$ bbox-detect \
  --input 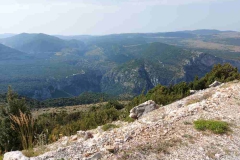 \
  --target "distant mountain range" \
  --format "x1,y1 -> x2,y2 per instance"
0,33 -> 85,55
0,43 -> 31,60
0,33 -> 16,39
0,29 -> 240,100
